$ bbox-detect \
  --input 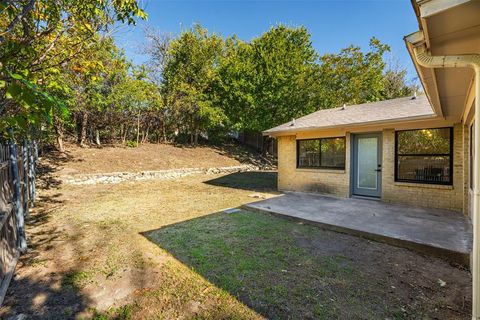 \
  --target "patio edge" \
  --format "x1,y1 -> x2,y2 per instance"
241,204 -> 470,268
